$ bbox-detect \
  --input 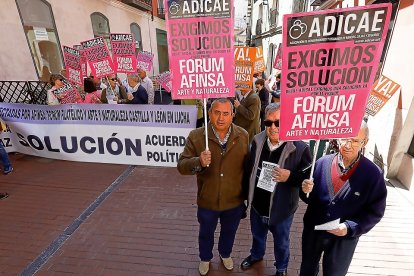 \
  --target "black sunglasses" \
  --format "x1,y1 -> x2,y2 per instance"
110,78 -> 117,81
264,120 -> 280,127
